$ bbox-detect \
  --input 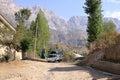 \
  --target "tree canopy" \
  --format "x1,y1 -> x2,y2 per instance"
103,20 -> 116,33
84,0 -> 103,44
15,9 -> 31,25
32,9 -> 50,53
14,9 -> 31,46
